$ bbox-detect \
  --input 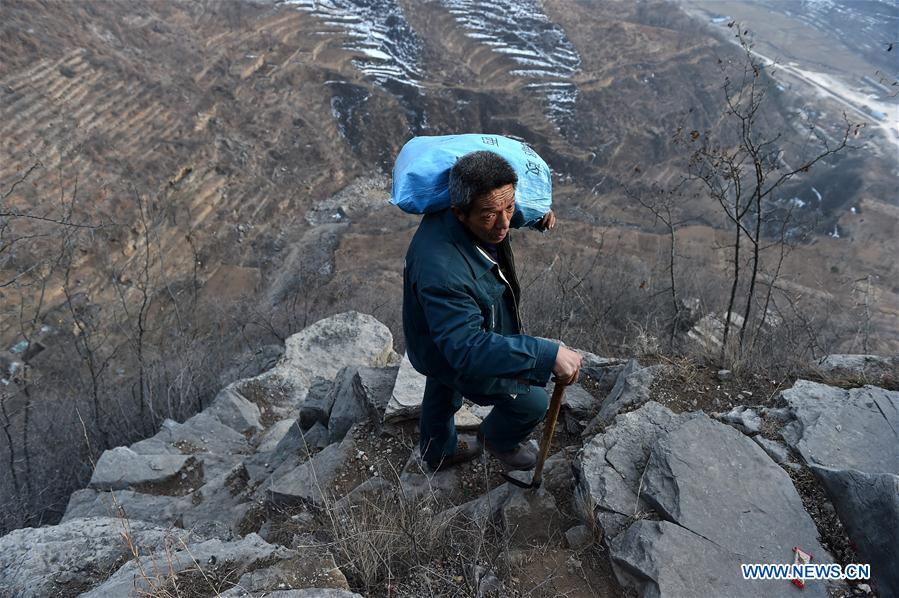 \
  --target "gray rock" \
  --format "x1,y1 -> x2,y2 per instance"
470,404 -> 493,420
781,380 -> 899,595
500,450 -> 573,495
257,419 -> 300,453
563,409 -> 582,434
66,464 -> 253,537
639,416 -> 829,569
298,377 -> 335,430
686,311 -> 746,354
714,405 -> 762,435
580,353 -> 629,394
327,366 -> 399,442
578,401 -> 700,538
717,368 -> 733,381
256,311 -> 398,405
249,420 -> 333,488
267,420 -> 329,464
81,533 -> 290,597
328,367 -> 367,443
63,488 -> 189,527
88,447 -> 196,491
564,525 -> 592,550
182,463 -> 253,533
816,354 -> 898,383
399,450 -> 461,503
609,520 -> 830,598
131,411 -> 247,457
676,296 -> 703,330
583,404 -> 838,597
437,483 -> 514,529
130,411 -> 249,480
218,343 -> 284,386
780,381 -> 899,473
384,352 -> 426,422
379,354 -> 477,428
501,486 -> 562,546
540,450 -> 575,495
561,383 -> 598,420
355,365 -> 399,418
268,436 -> 355,506
585,360 -> 665,433
761,406 -> 792,425
219,550 -> 350,595
302,420 -> 331,450
208,383 -> 263,434
0,517 -> 193,598
753,436 -> 792,465
811,466 -> 899,596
